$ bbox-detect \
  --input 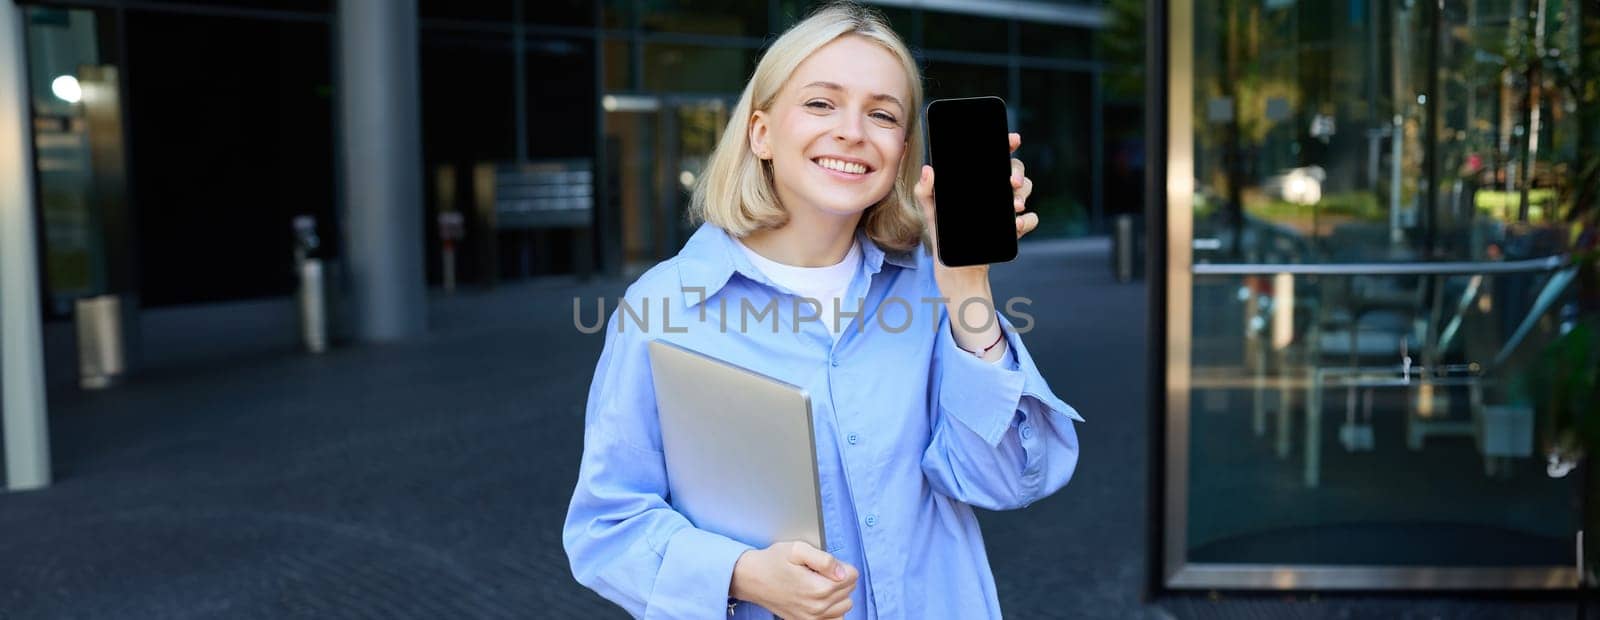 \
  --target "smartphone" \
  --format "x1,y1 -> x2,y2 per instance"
924,96 -> 1018,267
